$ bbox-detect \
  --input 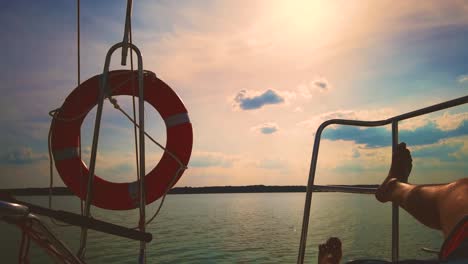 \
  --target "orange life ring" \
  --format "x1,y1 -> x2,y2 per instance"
51,70 -> 193,210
